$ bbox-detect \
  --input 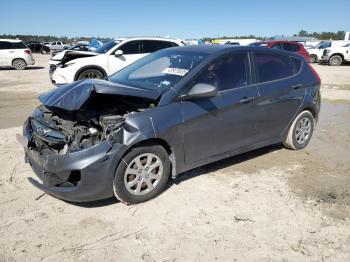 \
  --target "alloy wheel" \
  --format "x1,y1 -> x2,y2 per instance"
295,117 -> 311,145
124,153 -> 164,196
